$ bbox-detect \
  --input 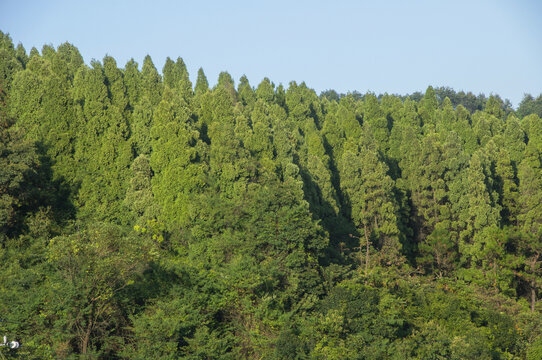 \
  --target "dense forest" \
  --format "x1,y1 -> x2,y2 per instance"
1,31 -> 542,359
